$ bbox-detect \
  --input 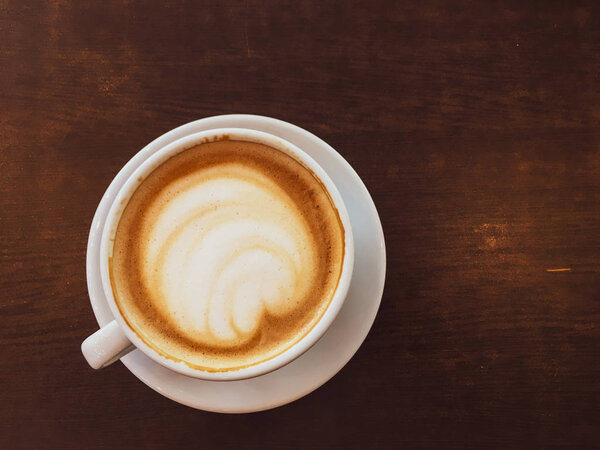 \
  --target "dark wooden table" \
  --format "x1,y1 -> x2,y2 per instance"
2,1 -> 599,448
